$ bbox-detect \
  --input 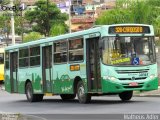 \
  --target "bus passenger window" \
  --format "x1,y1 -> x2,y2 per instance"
0,53 -> 4,64
54,41 -> 67,64
19,48 -> 29,67
5,52 -> 9,69
30,46 -> 40,66
69,38 -> 83,62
